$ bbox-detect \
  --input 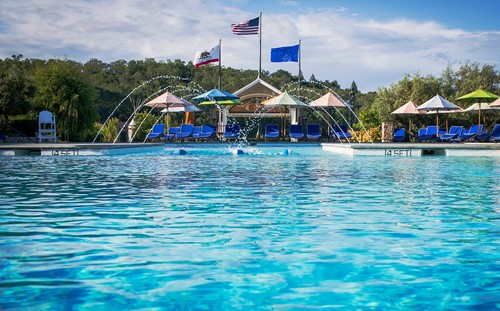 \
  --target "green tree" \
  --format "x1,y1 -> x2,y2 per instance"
34,59 -> 97,141
269,69 -> 293,89
440,65 -> 456,98
454,61 -> 499,96
99,117 -> 119,142
0,55 -> 33,127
